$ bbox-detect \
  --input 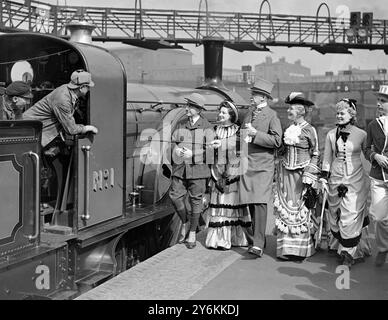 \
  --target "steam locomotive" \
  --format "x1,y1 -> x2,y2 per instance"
0,32 -> 249,299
